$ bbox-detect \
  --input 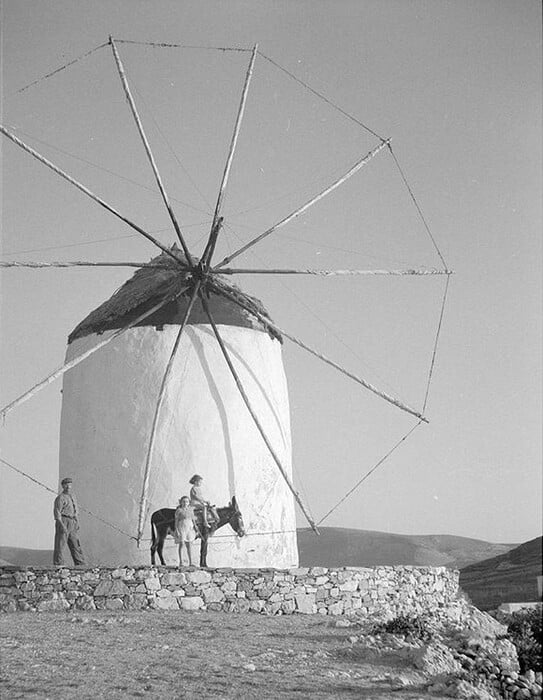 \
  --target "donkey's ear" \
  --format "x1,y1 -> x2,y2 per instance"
231,495 -> 237,506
